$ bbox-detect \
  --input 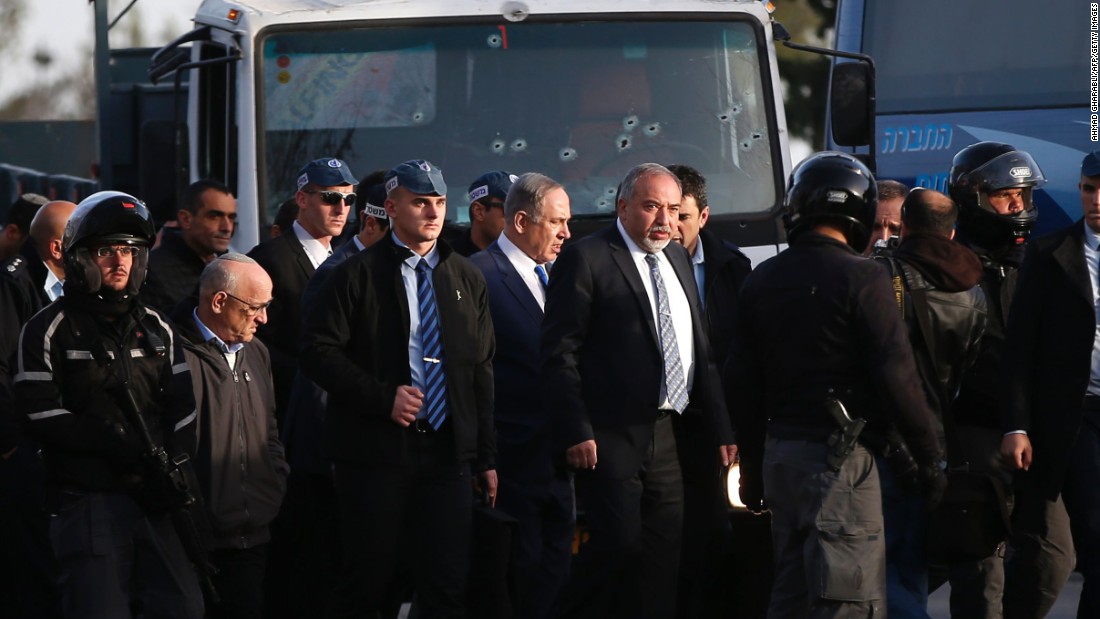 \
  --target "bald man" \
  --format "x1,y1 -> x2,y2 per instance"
171,254 -> 288,619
